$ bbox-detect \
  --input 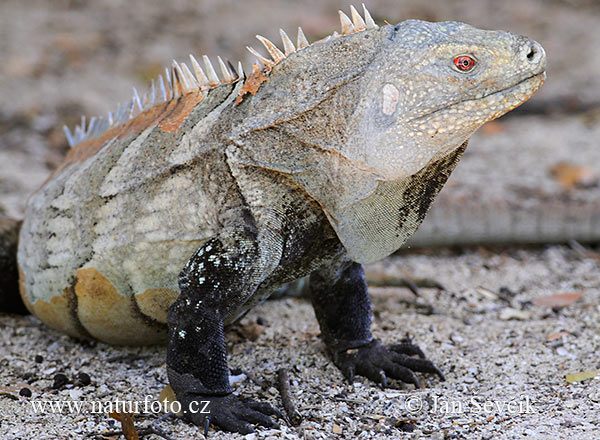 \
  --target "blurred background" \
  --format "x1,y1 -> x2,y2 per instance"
0,0 -> 599,245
